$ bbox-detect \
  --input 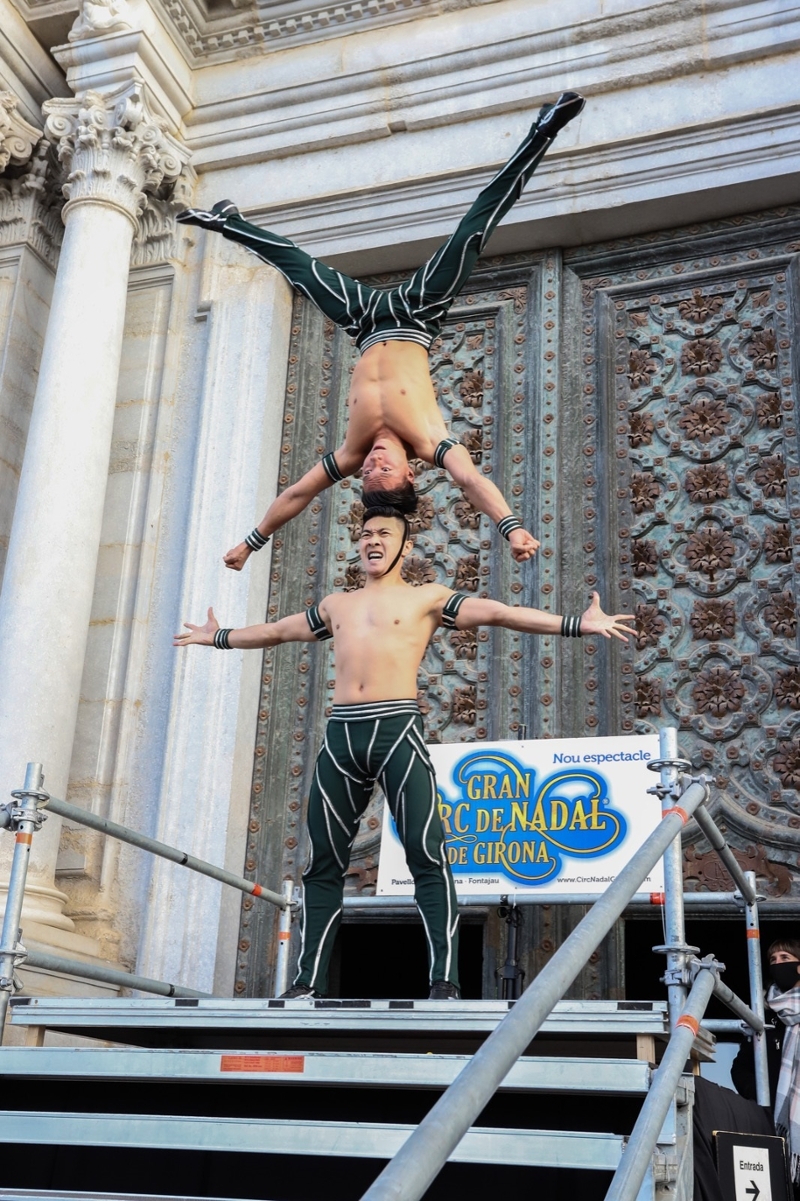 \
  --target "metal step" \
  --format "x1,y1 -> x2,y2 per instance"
0,1194 -> 271,1201
0,1109 -> 627,1171
8,996 -> 668,1052
0,1047 -> 652,1093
